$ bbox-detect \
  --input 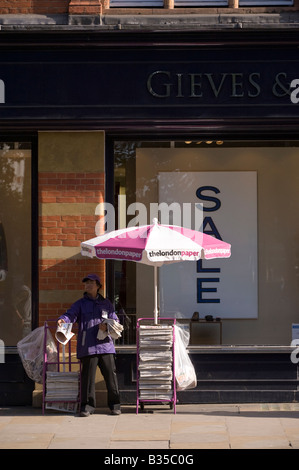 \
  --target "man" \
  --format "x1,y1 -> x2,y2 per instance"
57,273 -> 121,417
